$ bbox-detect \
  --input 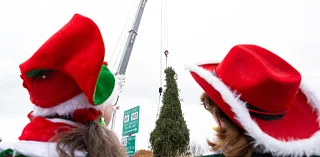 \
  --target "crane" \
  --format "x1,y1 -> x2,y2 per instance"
110,0 -> 148,131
